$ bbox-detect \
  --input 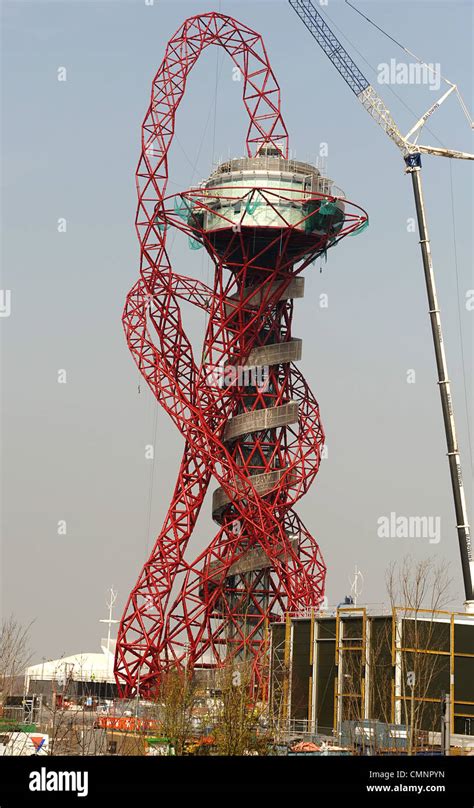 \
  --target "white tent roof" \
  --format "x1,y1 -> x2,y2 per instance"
25,640 -> 116,685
